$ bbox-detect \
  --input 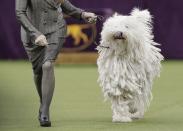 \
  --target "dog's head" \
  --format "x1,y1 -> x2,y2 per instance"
101,8 -> 153,53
